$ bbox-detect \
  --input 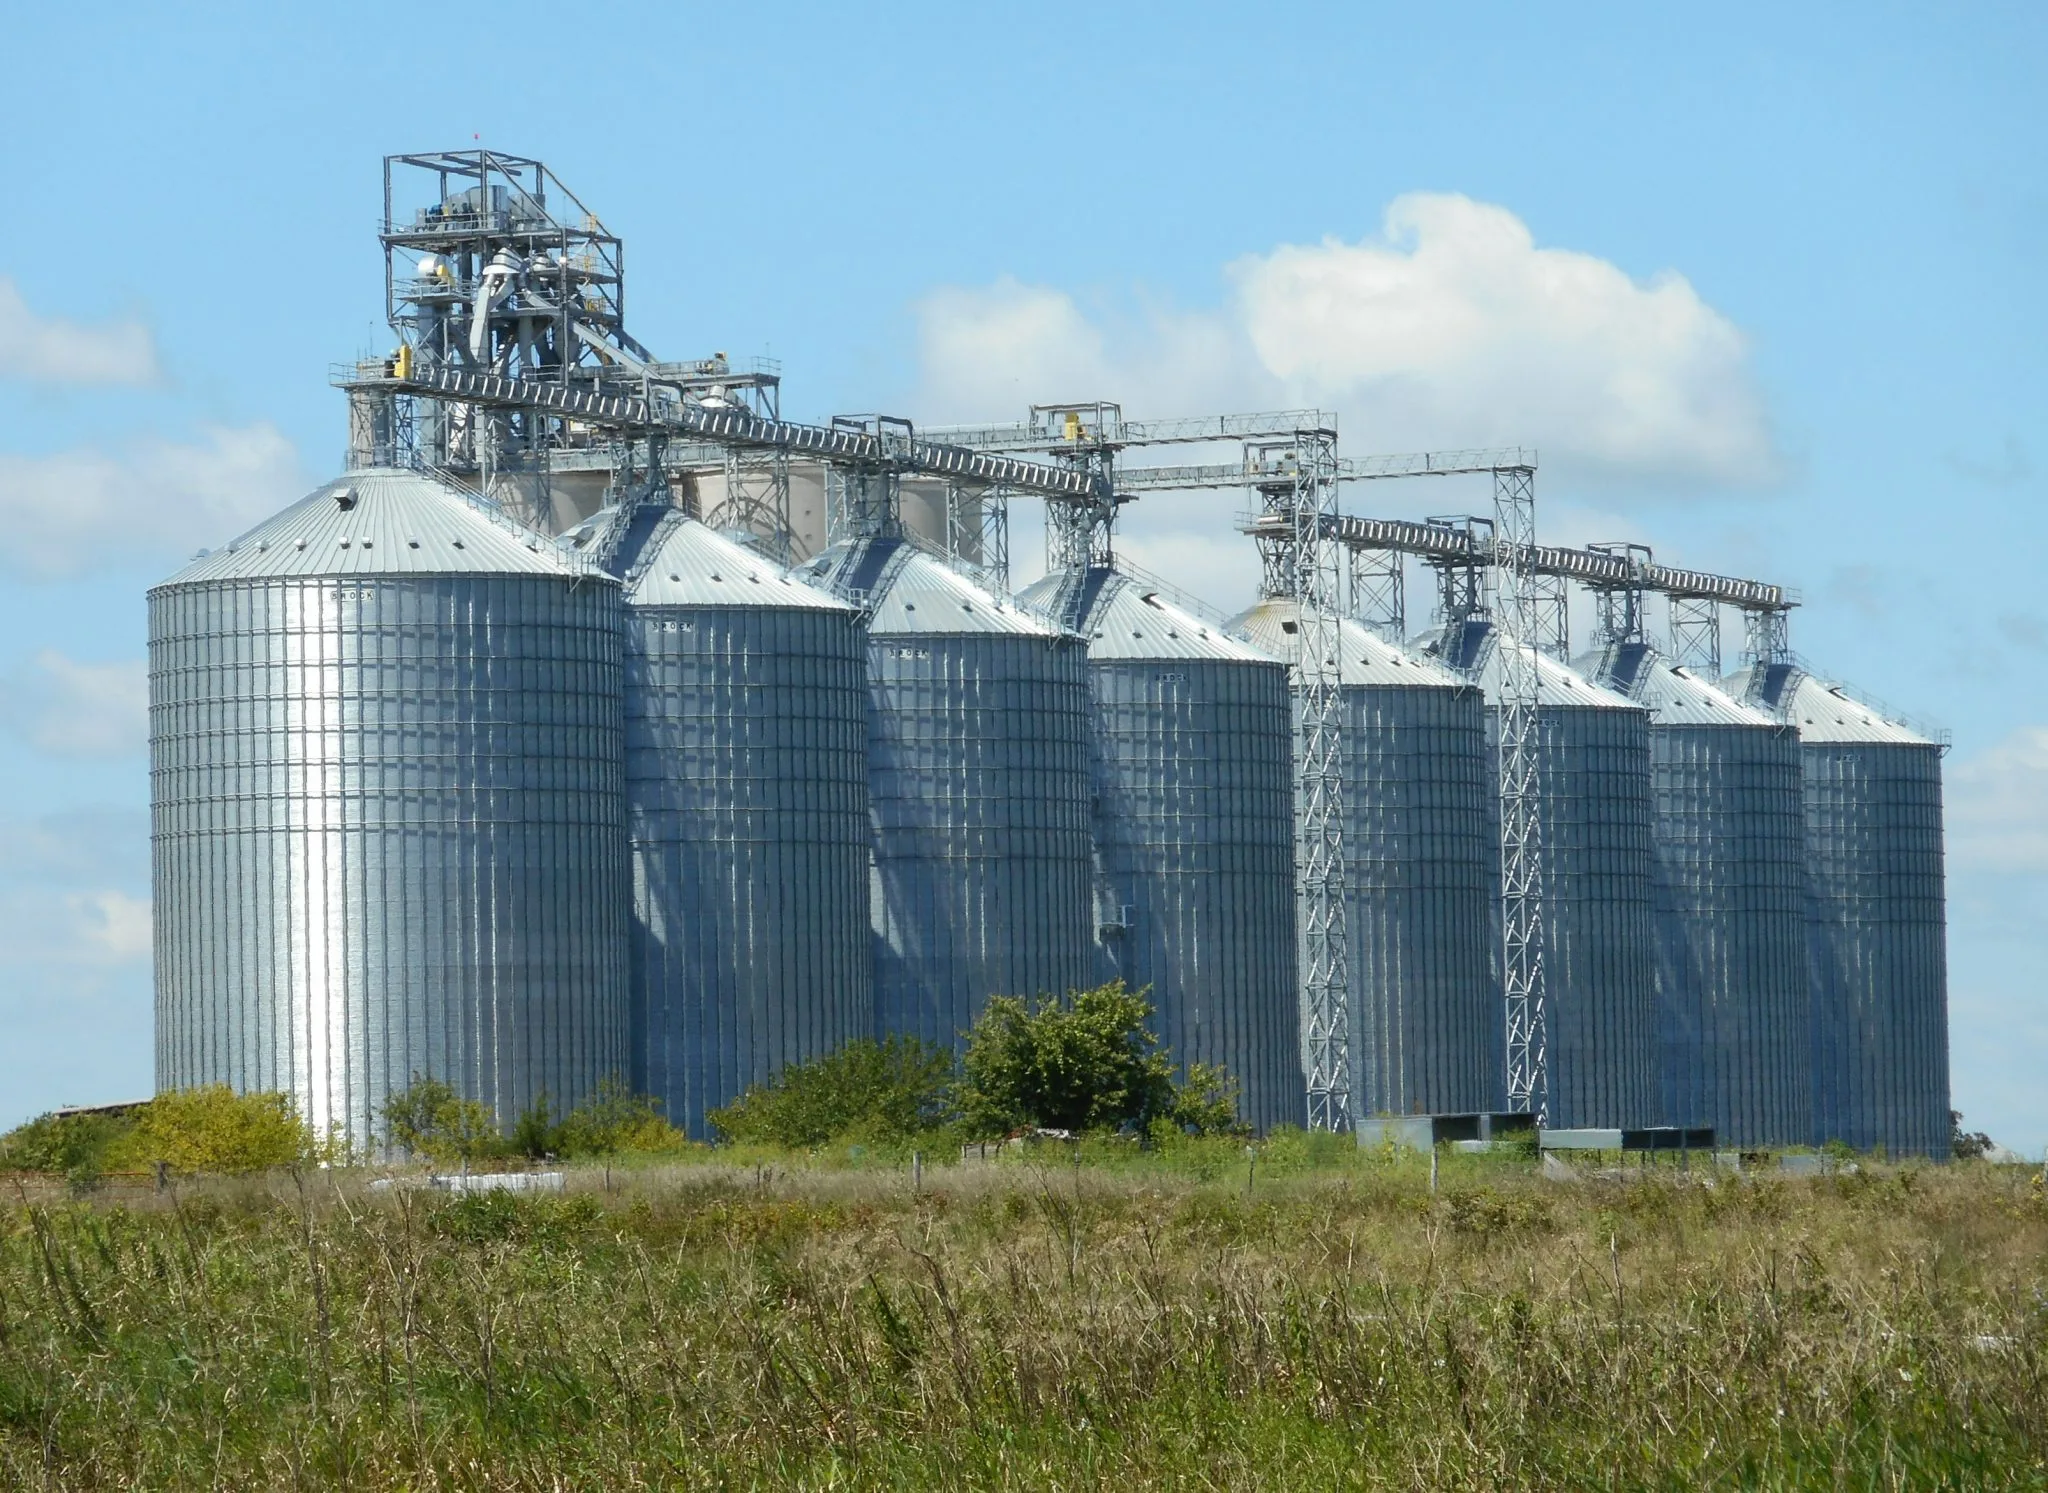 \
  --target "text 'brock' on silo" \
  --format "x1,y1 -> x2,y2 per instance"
1729,661 -> 1950,1159
1238,600 -> 1500,1121
1585,642 -> 1811,1147
150,468 -> 628,1150
803,536 -> 1097,1054
1425,617 -> 1659,1130
1018,567 -> 1300,1133
568,505 -> 872,1139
